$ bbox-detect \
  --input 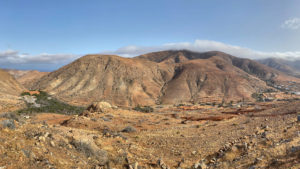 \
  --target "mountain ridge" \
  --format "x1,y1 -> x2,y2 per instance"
32,50 -> 300,106
0,69 -> 25,112
5,69 -> 49,89
258,58 -> 300,78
